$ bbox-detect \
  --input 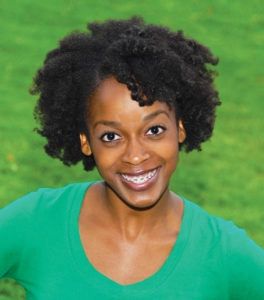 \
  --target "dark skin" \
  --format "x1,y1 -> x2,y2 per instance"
79,77 -> 186,285
79,182 -> 183,285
